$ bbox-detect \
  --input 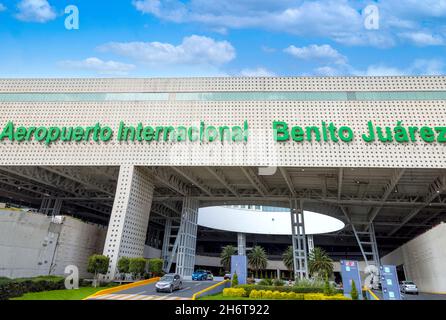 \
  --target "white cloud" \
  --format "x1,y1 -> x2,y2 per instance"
284,44 -> 347,65
15,0 -> 56,23
358,65 -> 407,76
133,0 -> 161,16
0,3 -> 7,12
410,59 -> 444,75
132,0 -> 446,48
352,59 -> 444,76
314,66 -> 344,76
398,32 -> 444,46
98,35 -> 235,66
239,67 -> 276,77
58,57 -> 136,76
